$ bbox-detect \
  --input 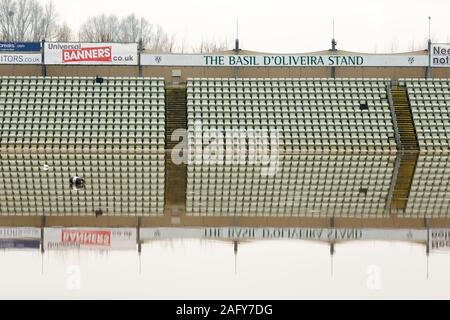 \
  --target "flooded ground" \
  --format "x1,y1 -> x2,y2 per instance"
0,150 -> 449,299
1,239 -> 450,299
